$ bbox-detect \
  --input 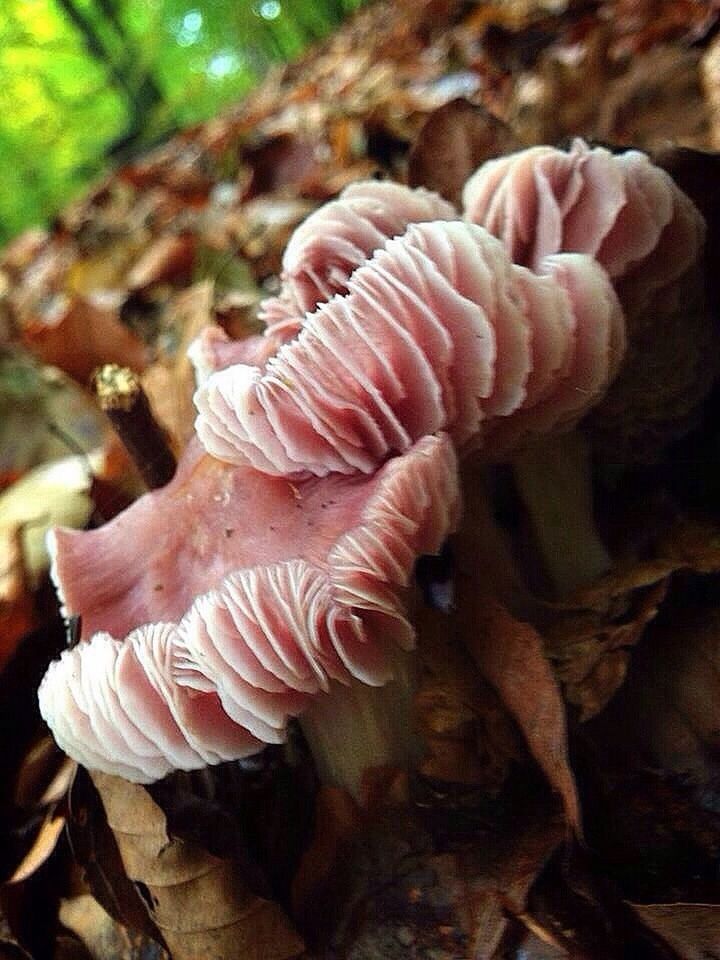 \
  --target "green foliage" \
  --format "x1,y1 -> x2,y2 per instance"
0,0 -> 362,245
